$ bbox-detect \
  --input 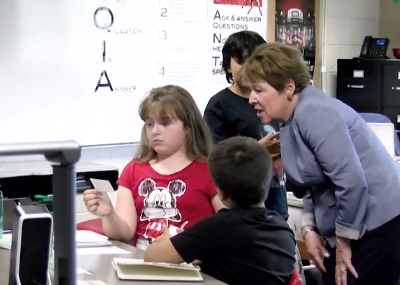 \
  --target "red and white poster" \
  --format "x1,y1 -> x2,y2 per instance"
208,0 -> 268,83
275,0 -> 316,79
